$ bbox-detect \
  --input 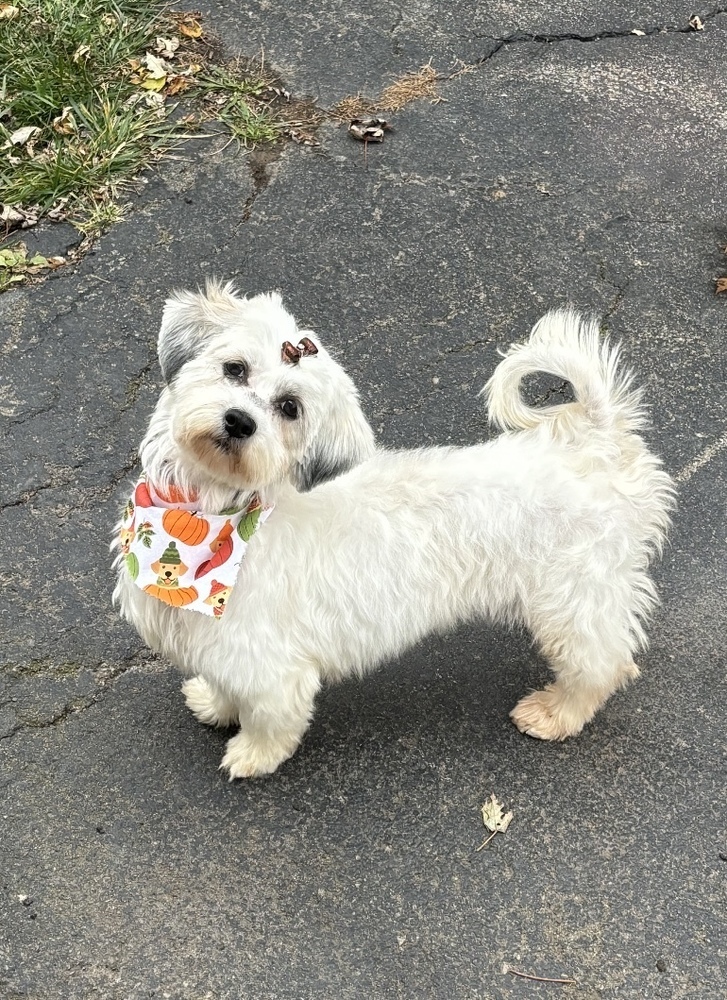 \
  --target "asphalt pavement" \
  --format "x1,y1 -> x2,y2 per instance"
1,2 -> 725,998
